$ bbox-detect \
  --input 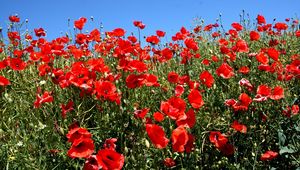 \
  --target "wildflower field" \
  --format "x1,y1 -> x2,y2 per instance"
0,14 -> 300,169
